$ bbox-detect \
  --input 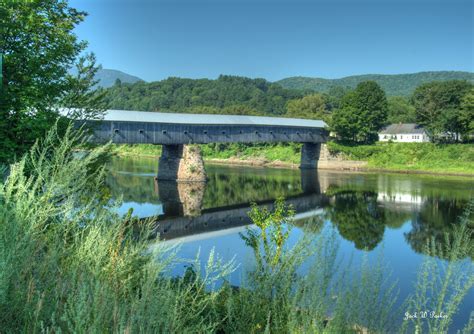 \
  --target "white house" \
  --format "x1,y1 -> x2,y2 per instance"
378,123 -> 430,143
